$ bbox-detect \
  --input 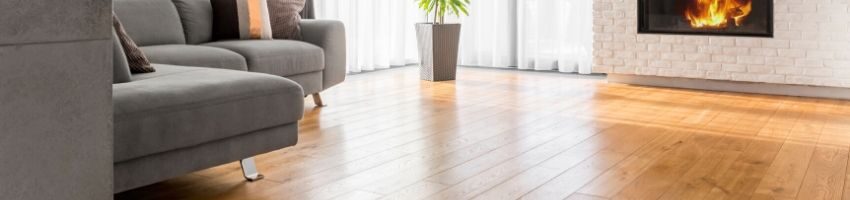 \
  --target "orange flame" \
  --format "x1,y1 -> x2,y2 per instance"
685,0 -> 752,29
